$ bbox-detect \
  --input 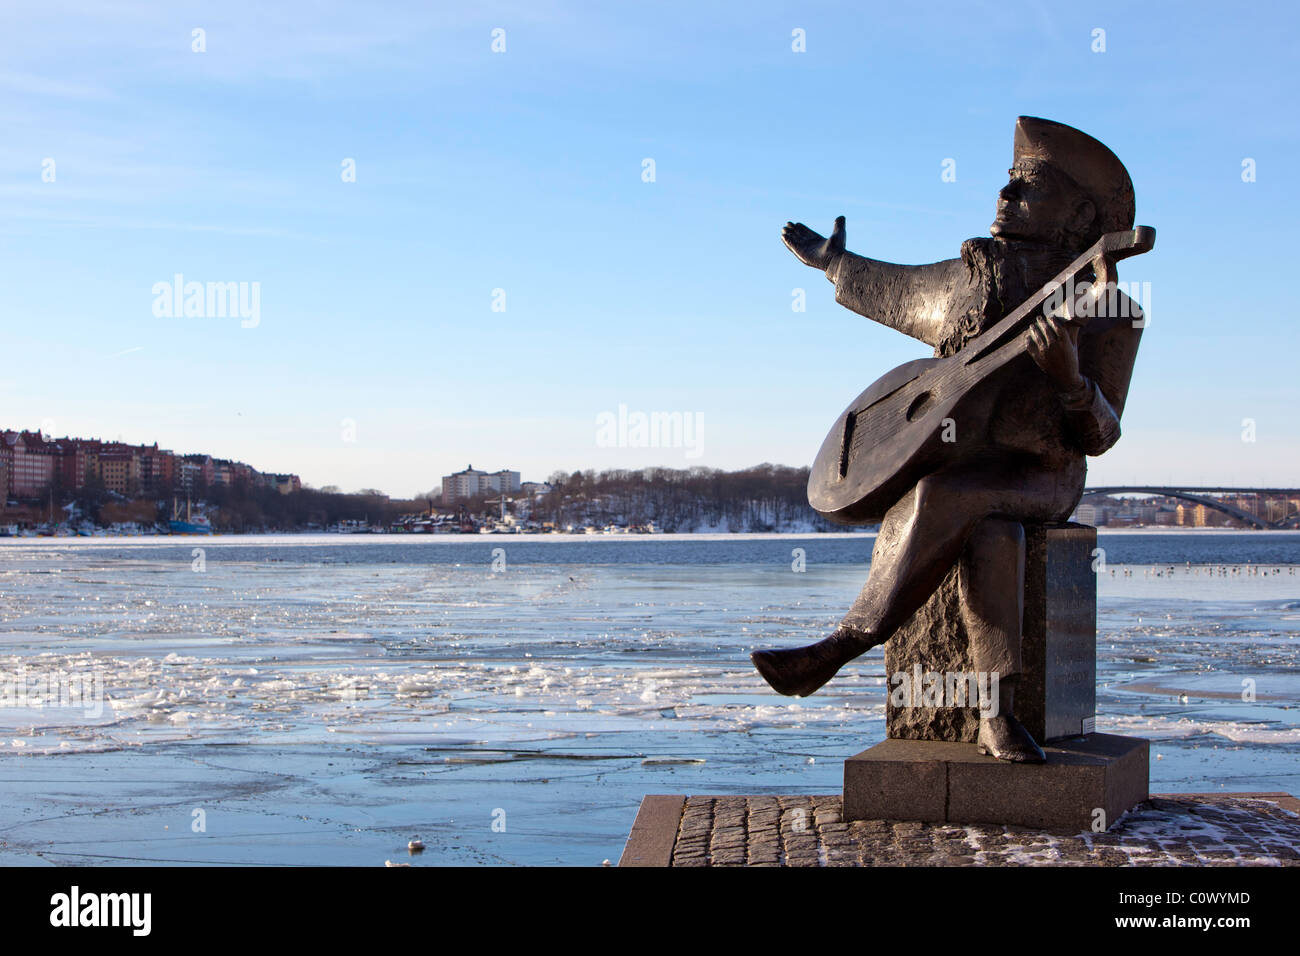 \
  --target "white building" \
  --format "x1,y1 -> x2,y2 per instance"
441,466 -> 522,505
489,469 -> 521,494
